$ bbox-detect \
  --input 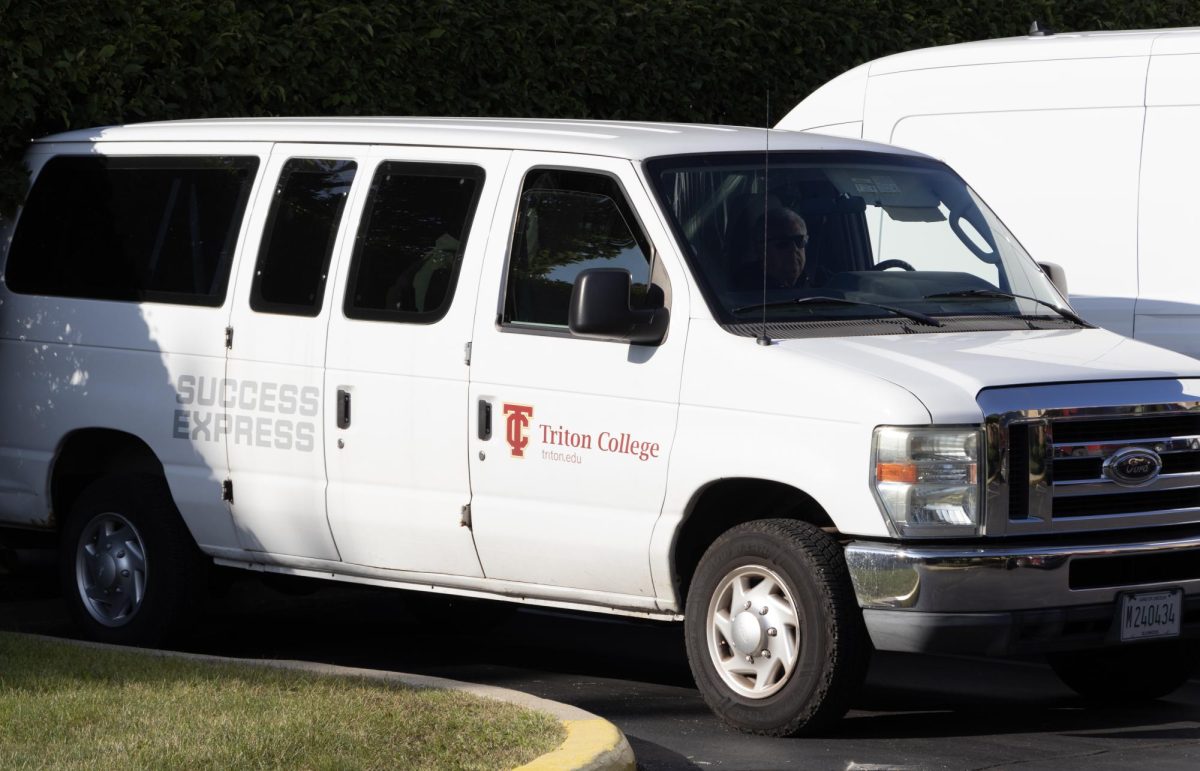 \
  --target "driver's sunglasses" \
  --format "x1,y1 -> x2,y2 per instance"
766,233 -> 809,249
